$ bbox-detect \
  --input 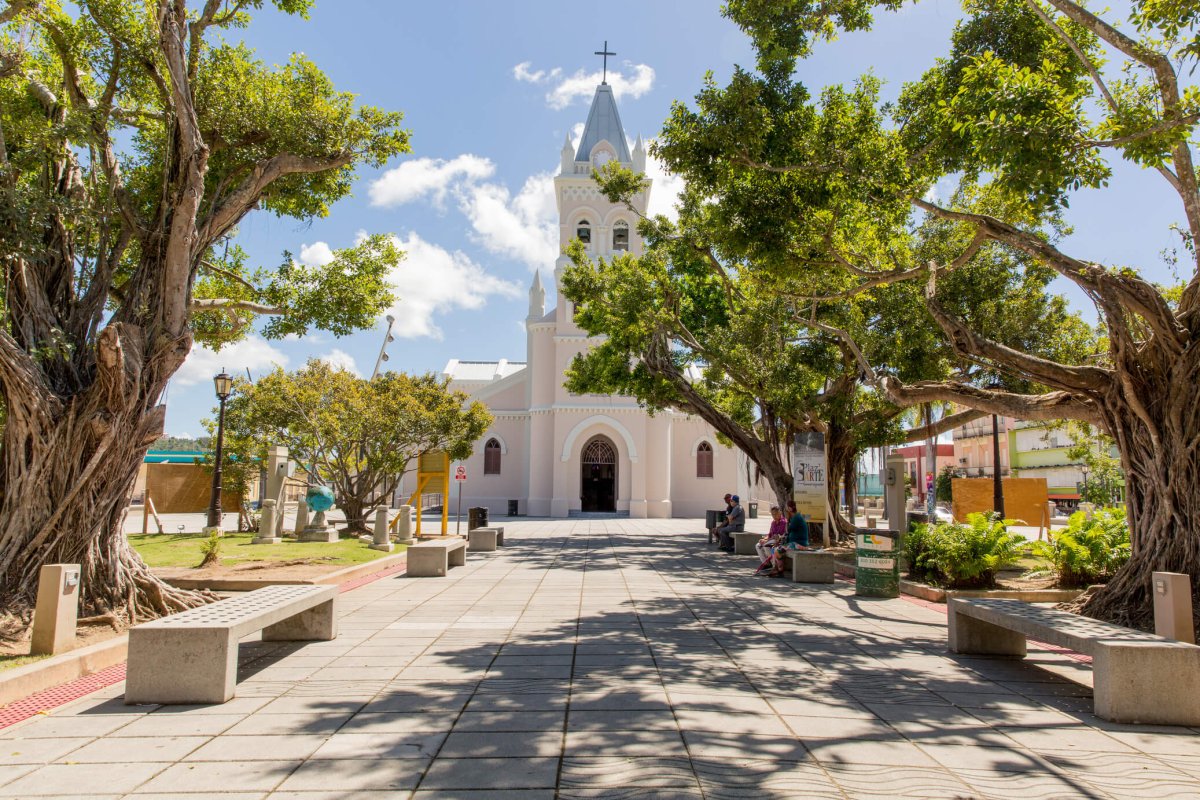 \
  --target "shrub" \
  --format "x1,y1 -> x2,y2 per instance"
902,513 -> 1024,589
1031,507 -> 1131,587
197,531 -> 223,569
